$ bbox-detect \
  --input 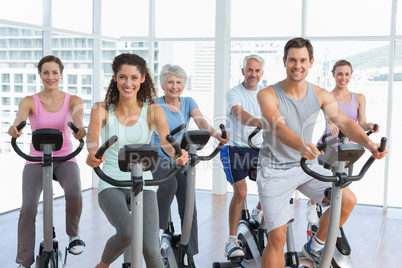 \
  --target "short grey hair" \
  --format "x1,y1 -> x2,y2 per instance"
242,54 -> 265,70
159,64 -> 187,86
